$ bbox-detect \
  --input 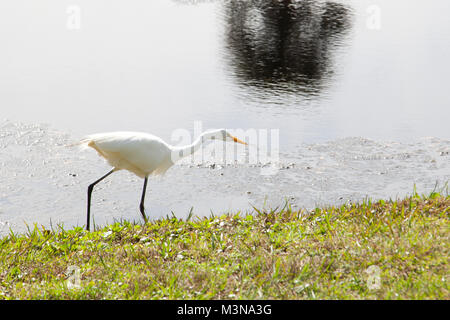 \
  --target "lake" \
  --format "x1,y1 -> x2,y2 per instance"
1,0 -> 449,235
